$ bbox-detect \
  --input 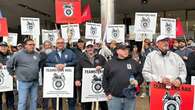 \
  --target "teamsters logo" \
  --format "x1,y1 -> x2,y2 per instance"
0,70 -> 5,85
163,91 -> 181,110
141,17 -> 150,29
112,28 -> 120,39
48,33 -> 54,42
52,73 -> 65,90
26,20 -> 35,32
90,26 -> 97,36
63,3 -> 74,17
91,75 -> 103,93
165,22 -> 172,34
